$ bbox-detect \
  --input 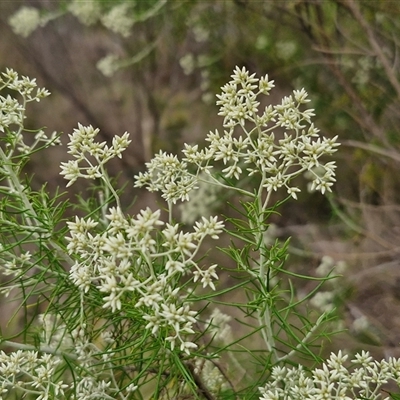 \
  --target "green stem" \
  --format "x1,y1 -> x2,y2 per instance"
254,189 -> 278,361
0,146 -> 74,266
168,201 -> 173,225
197,173 -> 254,198
278,312 -> 326,363
100,164 -> 121,210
